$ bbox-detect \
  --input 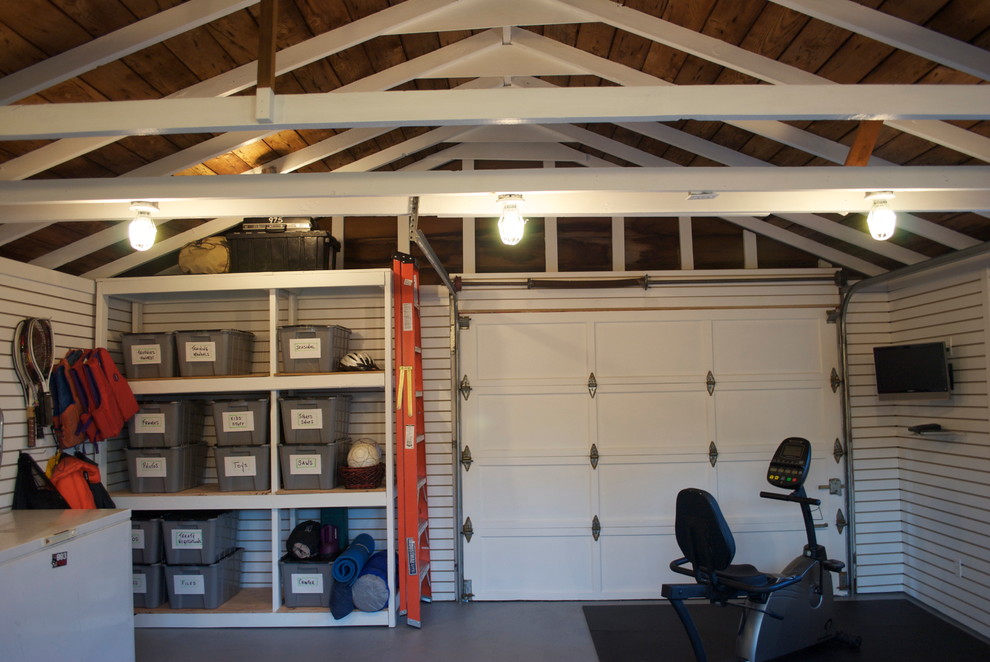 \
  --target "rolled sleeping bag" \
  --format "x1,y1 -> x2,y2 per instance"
351,551 -> 389,612
331,533 -> 375,585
